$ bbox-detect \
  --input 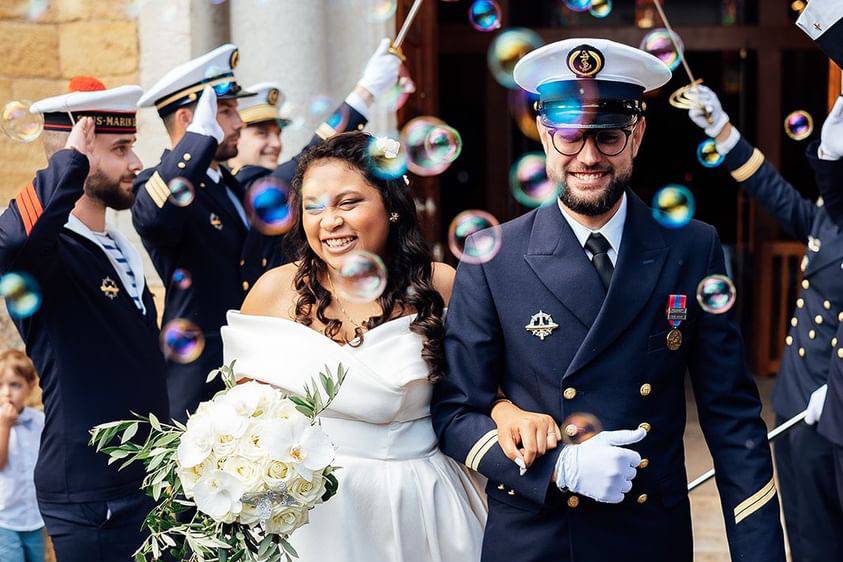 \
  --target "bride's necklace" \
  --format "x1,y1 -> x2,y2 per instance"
327,273 -> 364,330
